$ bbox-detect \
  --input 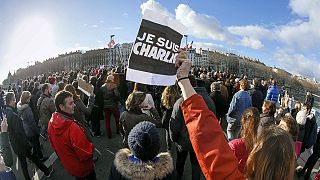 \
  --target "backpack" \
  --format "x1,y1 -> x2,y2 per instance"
304,114 -> 318,149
